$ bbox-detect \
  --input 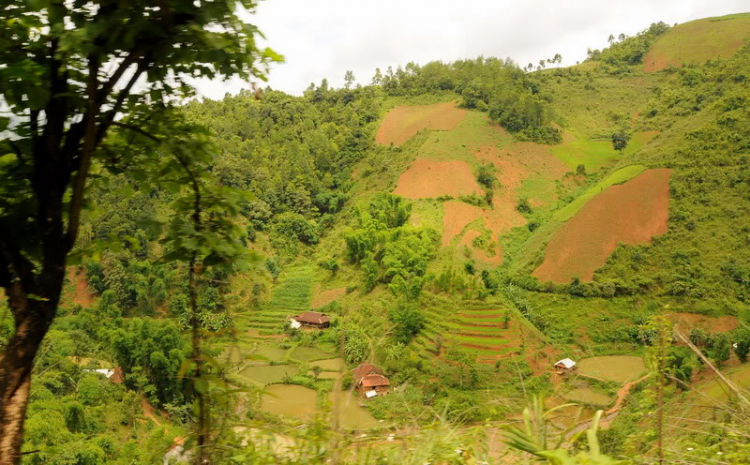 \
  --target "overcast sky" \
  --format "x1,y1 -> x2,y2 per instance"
197,0 -> 749,98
